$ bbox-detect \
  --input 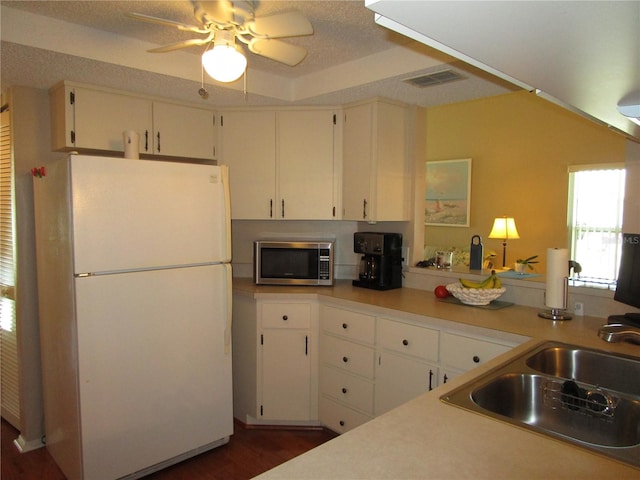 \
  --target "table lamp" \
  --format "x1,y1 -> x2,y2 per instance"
488,217 -> 520,268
